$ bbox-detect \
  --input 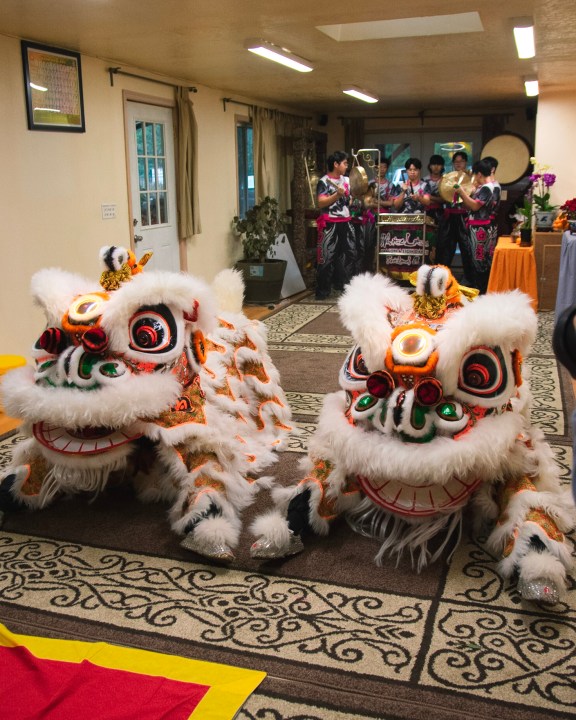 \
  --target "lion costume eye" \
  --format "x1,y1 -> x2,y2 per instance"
63,293 -> 109,333
458,346 -> 508,398
128,304 -> 177,354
